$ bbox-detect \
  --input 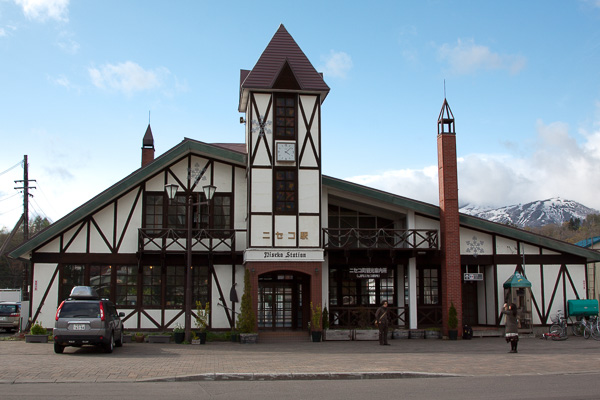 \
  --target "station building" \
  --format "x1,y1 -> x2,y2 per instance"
10,25 -> 600,338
